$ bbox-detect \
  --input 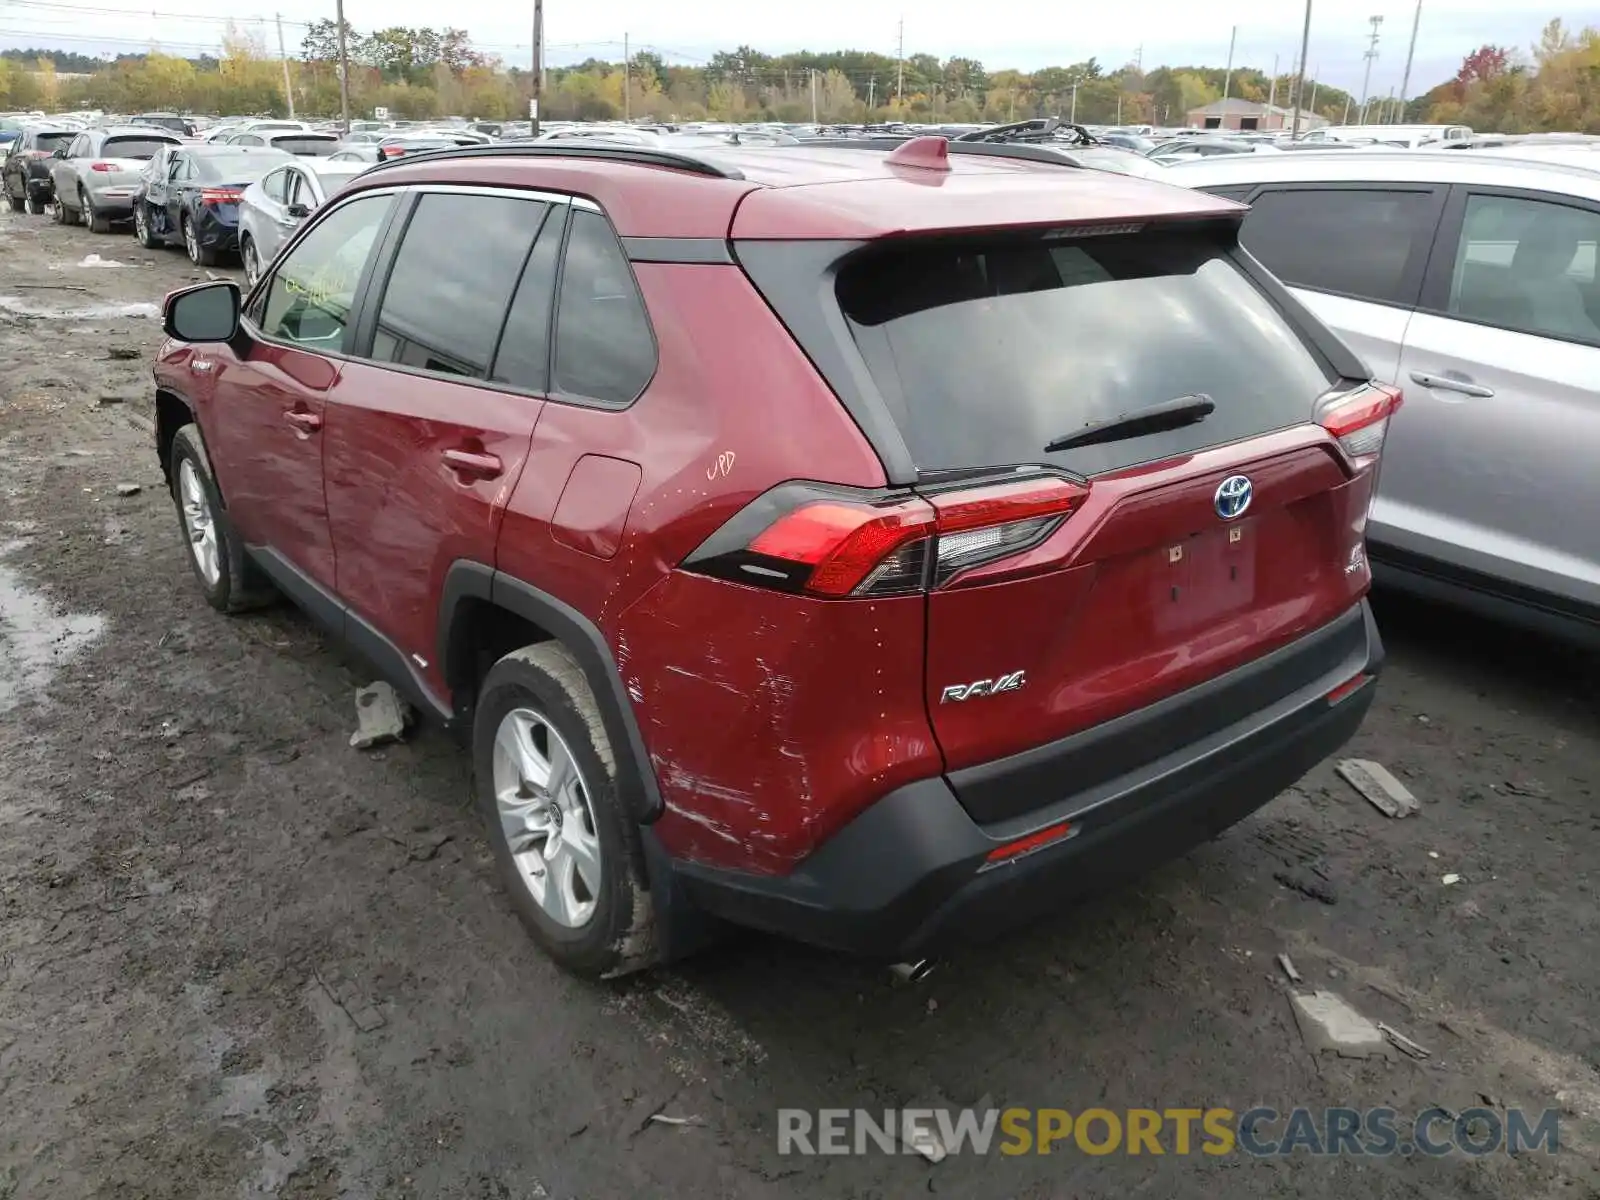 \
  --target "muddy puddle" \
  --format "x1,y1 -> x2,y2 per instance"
0,539 -> 105,713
